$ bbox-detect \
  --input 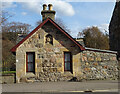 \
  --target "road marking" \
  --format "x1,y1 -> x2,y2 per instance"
93,89 -> 118,92
49,89 -> 118,93
64,91 -> 84,92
